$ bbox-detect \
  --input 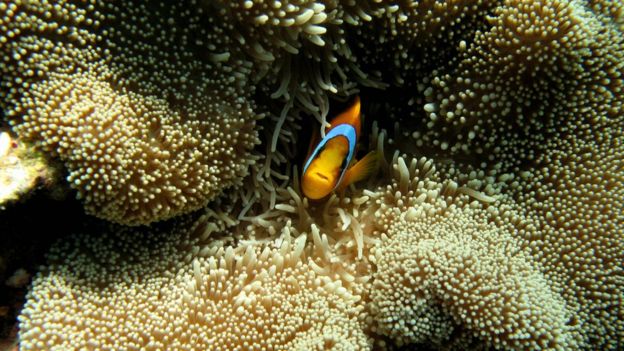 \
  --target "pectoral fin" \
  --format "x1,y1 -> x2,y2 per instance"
336,151 -> 378,191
